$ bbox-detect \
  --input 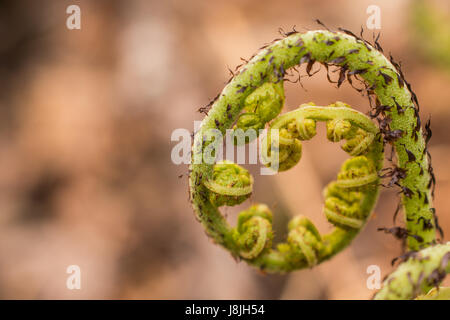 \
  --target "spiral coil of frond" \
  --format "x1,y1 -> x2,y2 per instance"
189,28 -> 445,299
